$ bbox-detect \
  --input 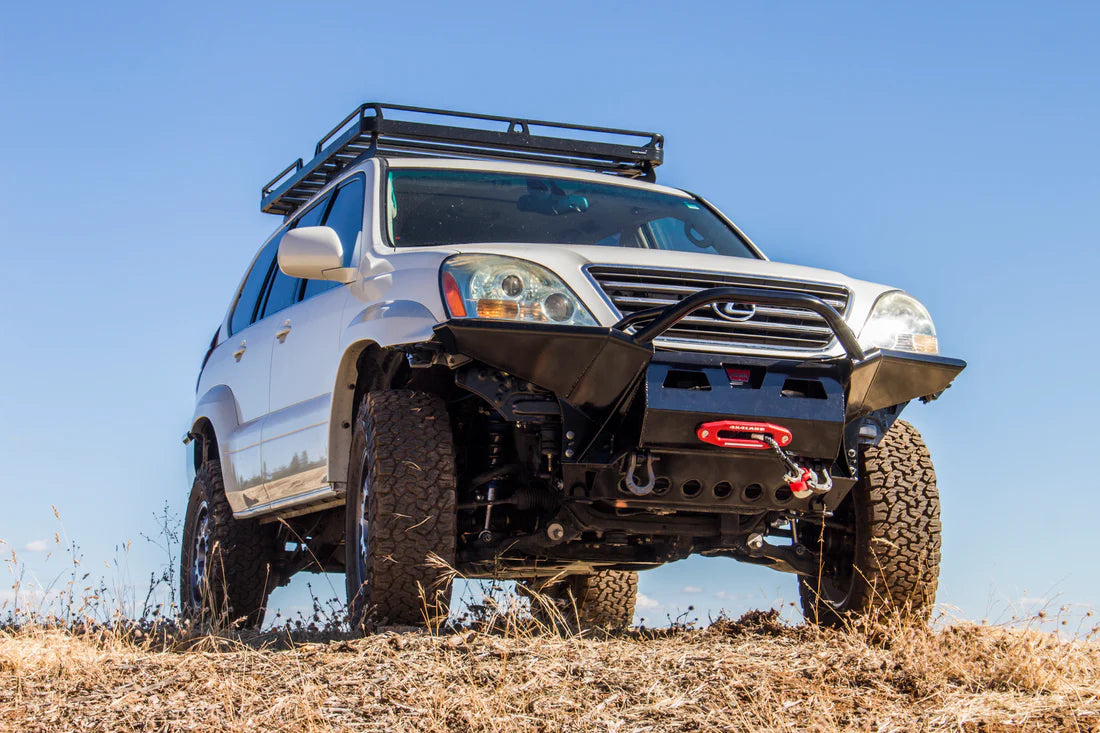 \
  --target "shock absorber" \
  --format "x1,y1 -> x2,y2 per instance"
480,419 -> 507,543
